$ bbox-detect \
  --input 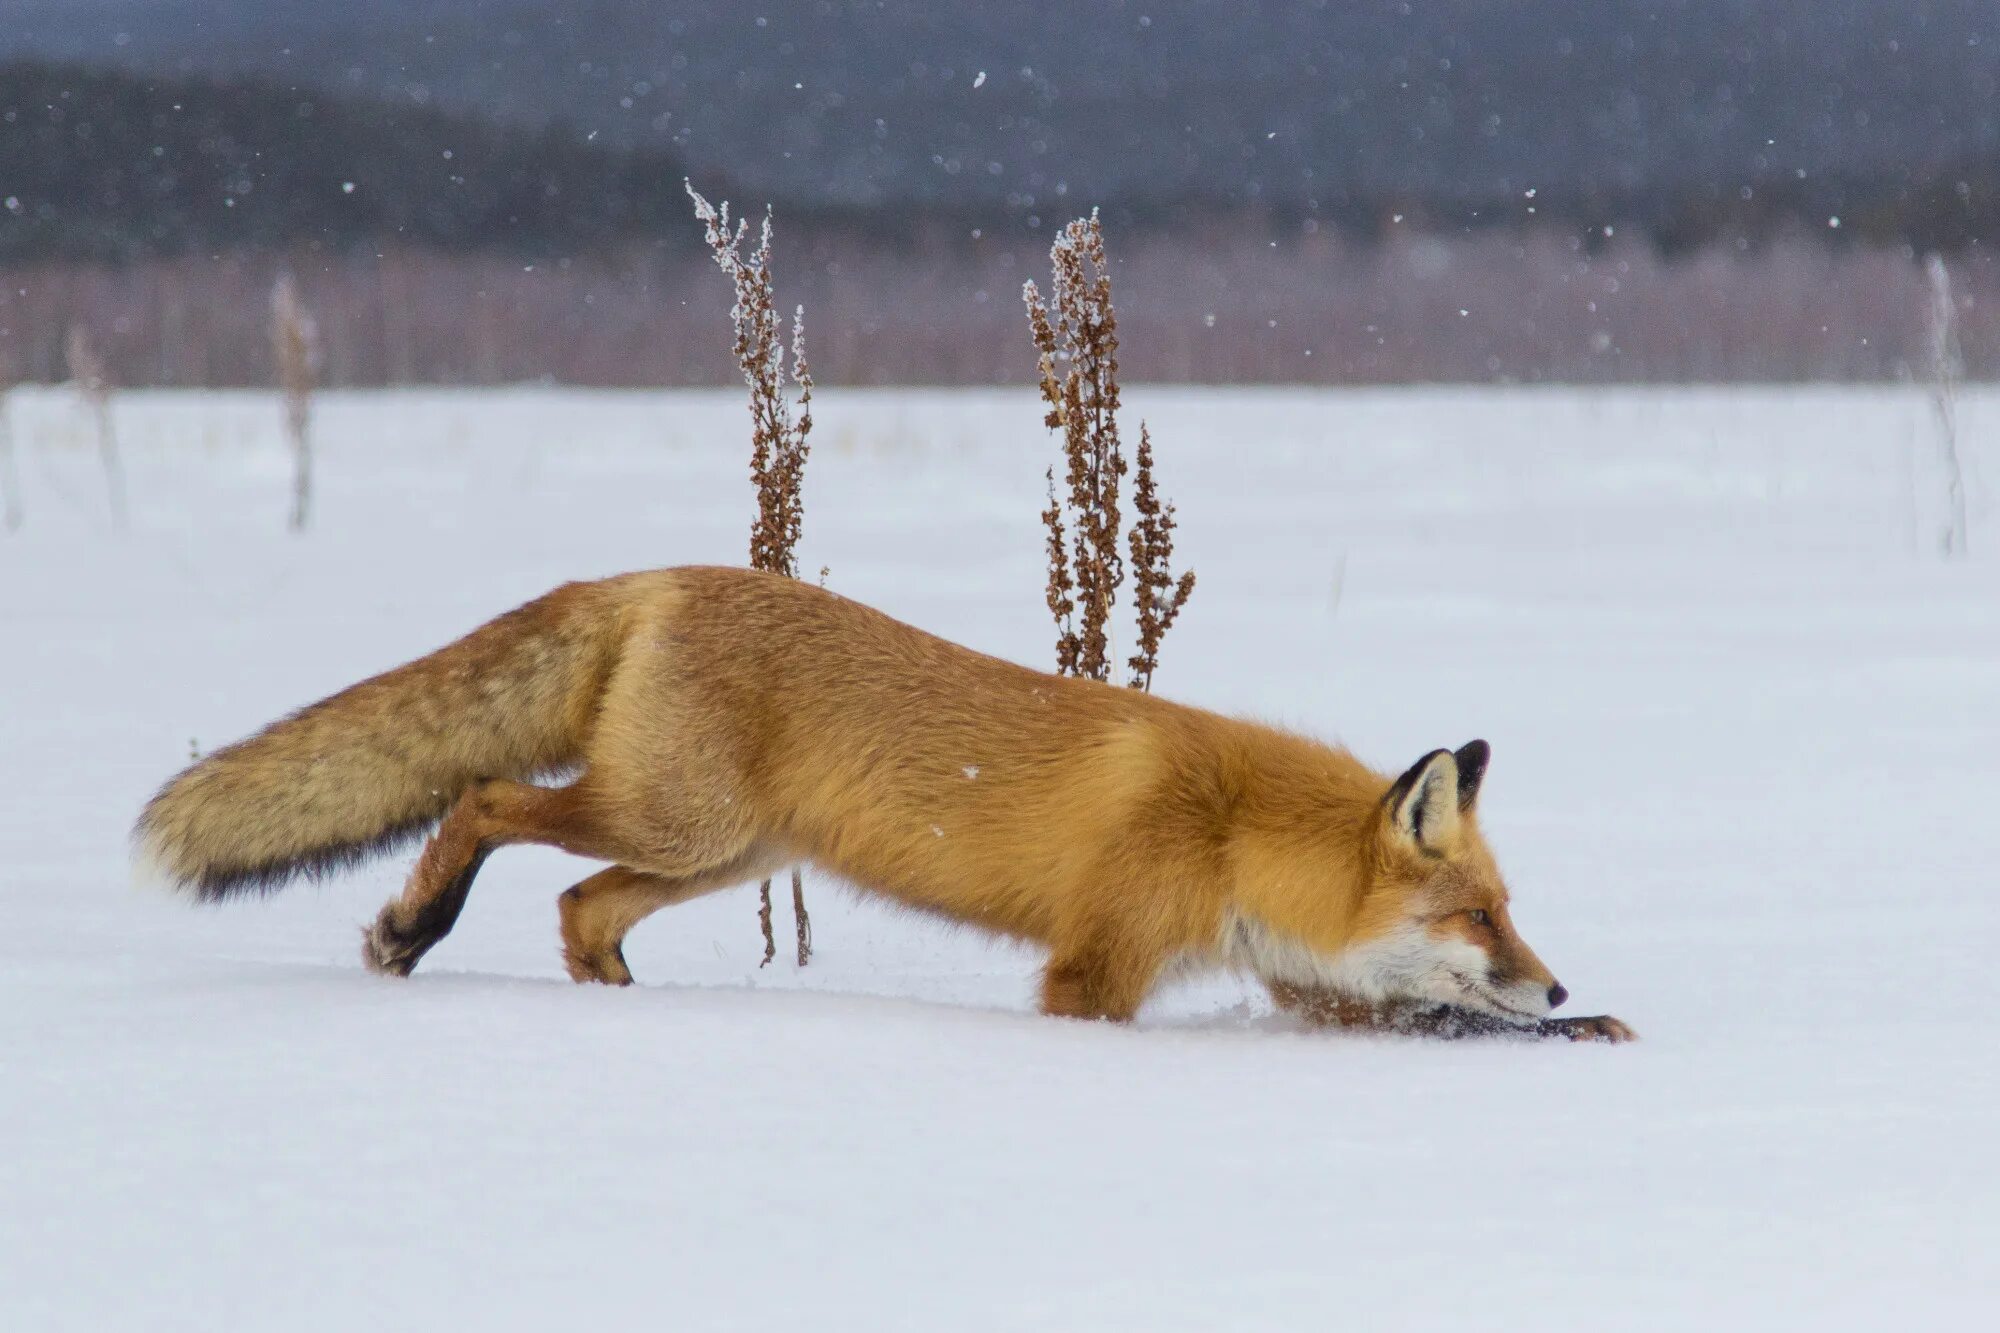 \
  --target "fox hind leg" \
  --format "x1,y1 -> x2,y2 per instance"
559,867 -> 674,985
363,778 -> 639,977
362,844 -> 489,978
559,846 -> 789,986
